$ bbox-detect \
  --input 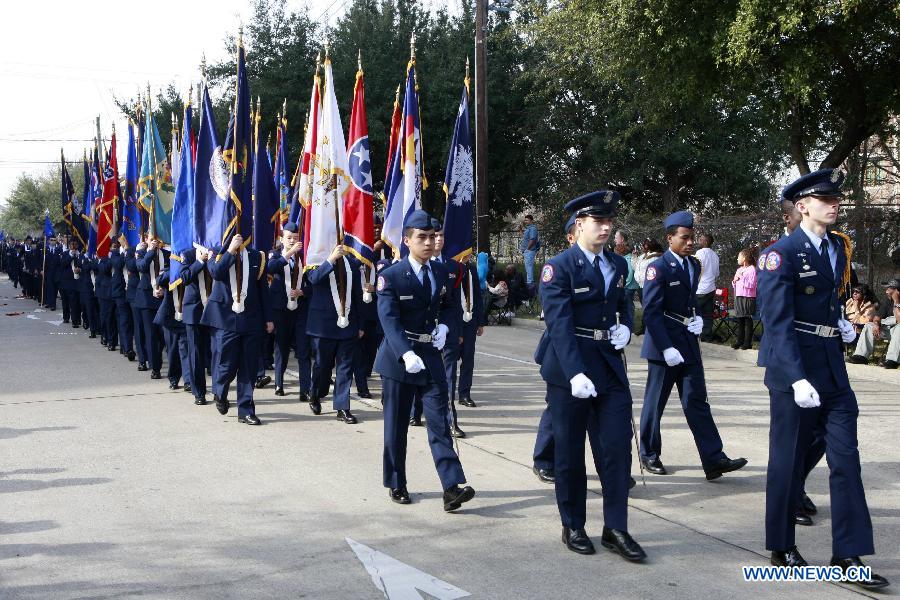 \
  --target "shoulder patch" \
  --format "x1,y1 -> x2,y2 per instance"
376,275 -> 387,291
541,264 -> 554,283
757,253 -> 767,270
646,266 -> 657,281
765,251 -> 782,271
